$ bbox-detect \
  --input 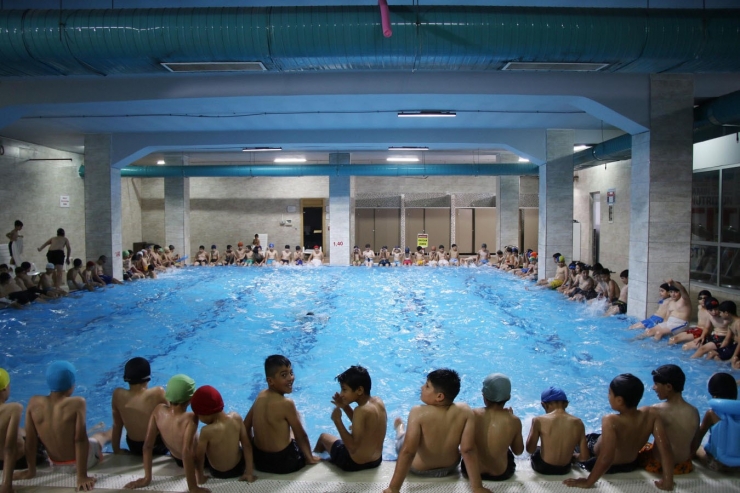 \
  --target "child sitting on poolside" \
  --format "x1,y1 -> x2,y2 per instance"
193,246 -> 209,266
363,244 -> 375,267
244,355 -> 319,474
124,374 -> 208,493
0,367 -> 25,493
564,373 -> 673,491
314,366 -> 386,471
526,386 -> 588,475
209,245 -> 220,266
383,369 -> 492,493
293,245 -> 304,266
111,357 -> 168,456
668,290 -> 712,345
14,361 -> 112,492
468,374 -> 524,481
638,365 -> 698,475
281,245 -> 292,265
191,386 -> 256,482
706,301 -> 740,364
691,372 -> 740,472
223,245 -> 236,265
